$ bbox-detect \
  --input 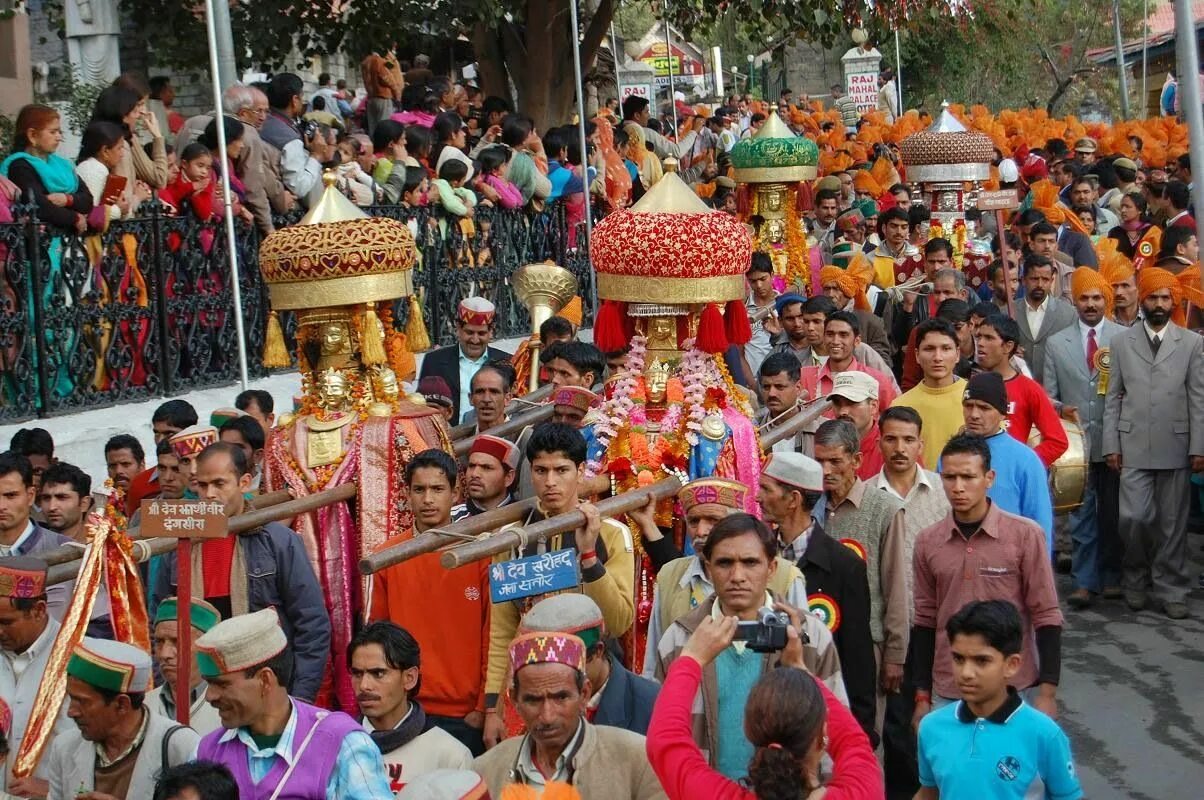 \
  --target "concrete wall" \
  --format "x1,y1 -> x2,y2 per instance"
0,11 -> 34,118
